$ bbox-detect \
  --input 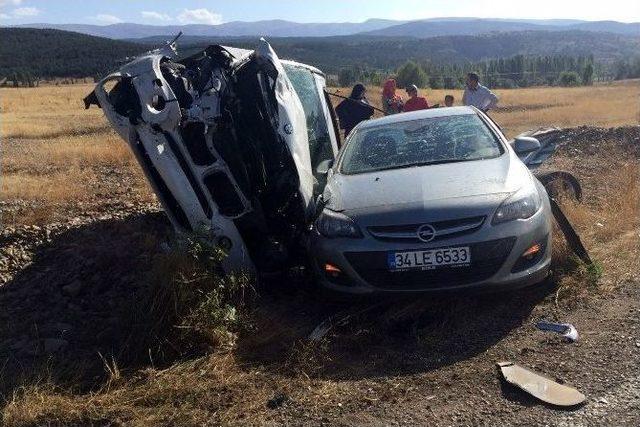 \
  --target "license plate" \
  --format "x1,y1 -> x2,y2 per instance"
388,246 -> 471,271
